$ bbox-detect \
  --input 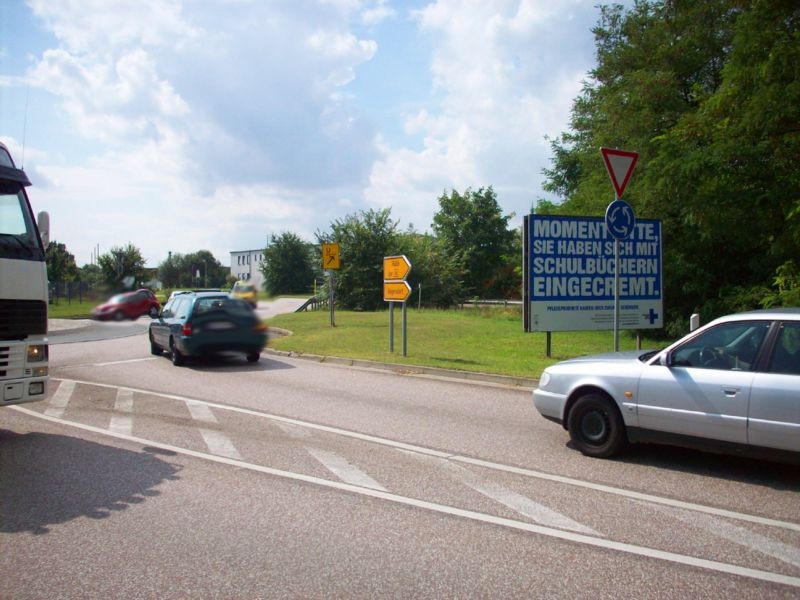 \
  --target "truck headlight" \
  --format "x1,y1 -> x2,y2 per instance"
27,344 -> 48,363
